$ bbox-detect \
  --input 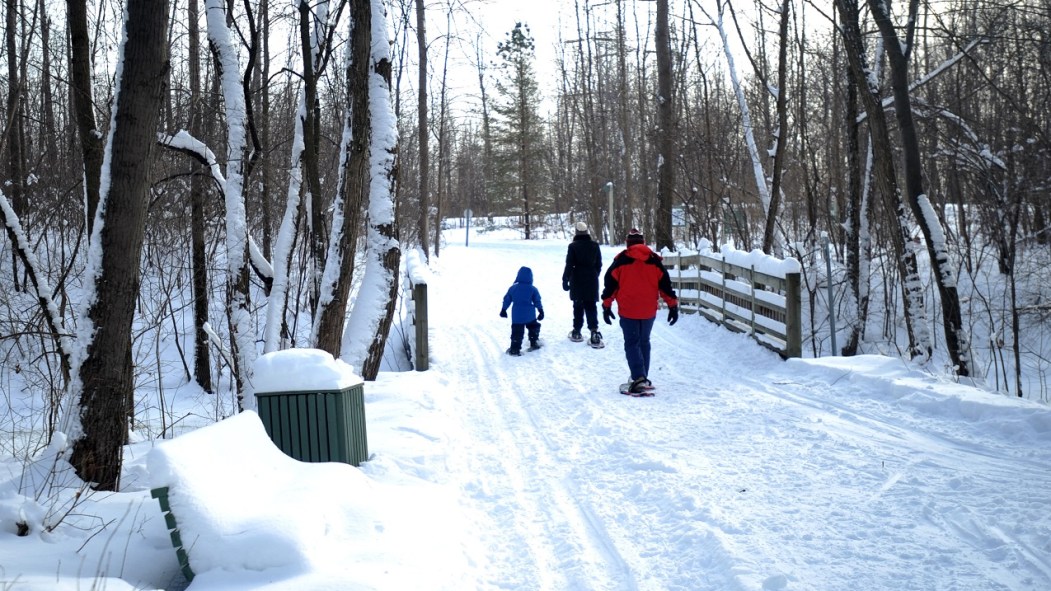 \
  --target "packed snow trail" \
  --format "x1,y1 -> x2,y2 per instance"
421,230 -> 1051,591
